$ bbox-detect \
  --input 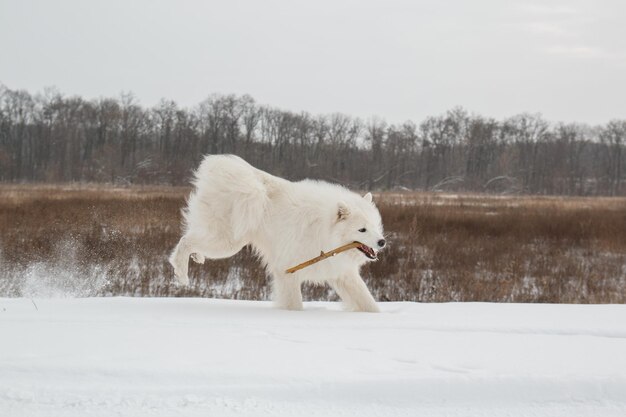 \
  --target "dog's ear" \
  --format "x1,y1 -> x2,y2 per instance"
363,192 -> 372,203
337,202 -> 350,221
